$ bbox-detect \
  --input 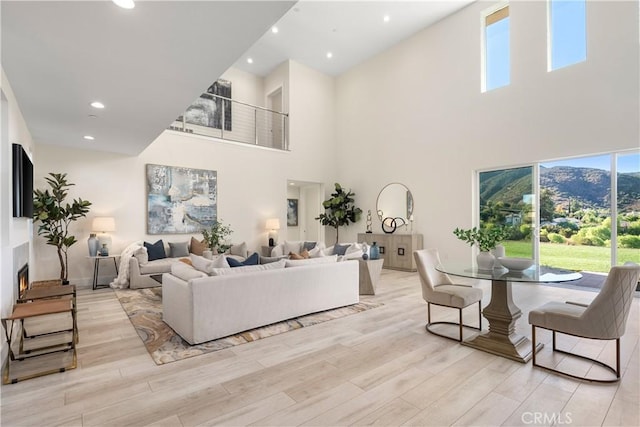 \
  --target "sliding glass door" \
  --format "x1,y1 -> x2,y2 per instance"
478,150 -> 639,273
479,166 -> 535,258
